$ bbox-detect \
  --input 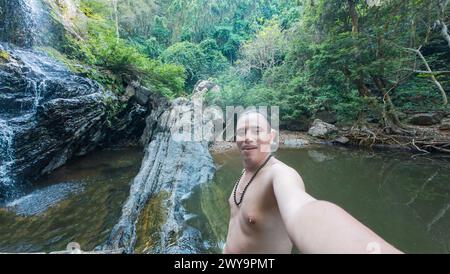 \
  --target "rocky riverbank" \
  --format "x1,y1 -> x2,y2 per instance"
209,113 -> 450,155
